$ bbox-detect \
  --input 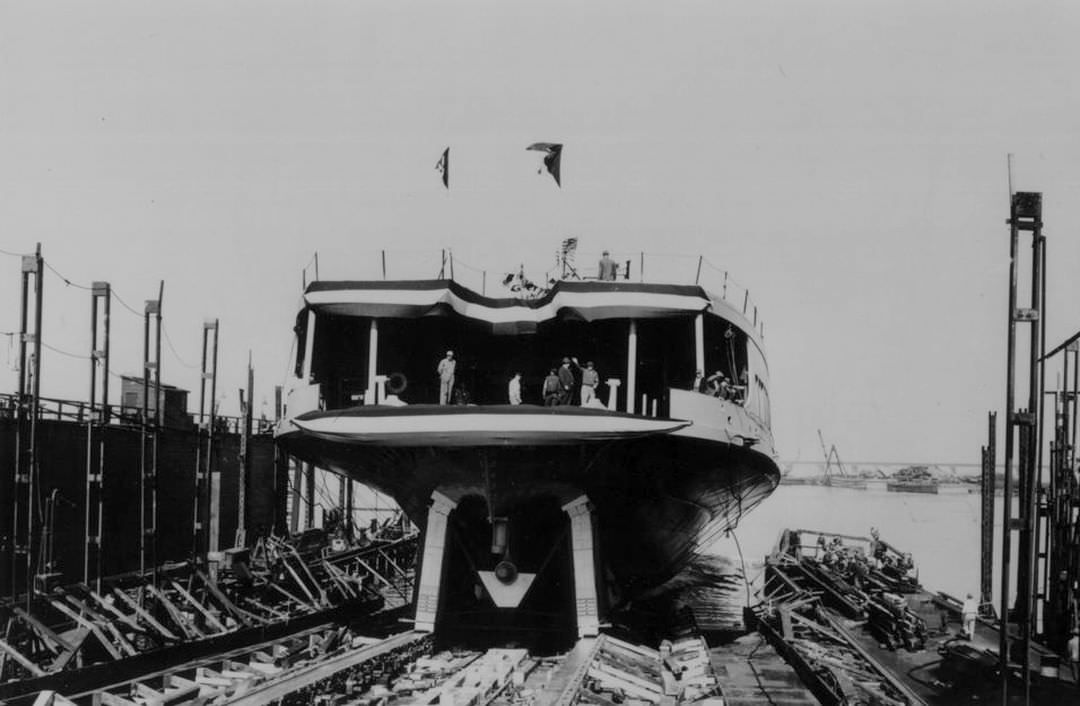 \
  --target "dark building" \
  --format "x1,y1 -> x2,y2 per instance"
119,375 -> 193,429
